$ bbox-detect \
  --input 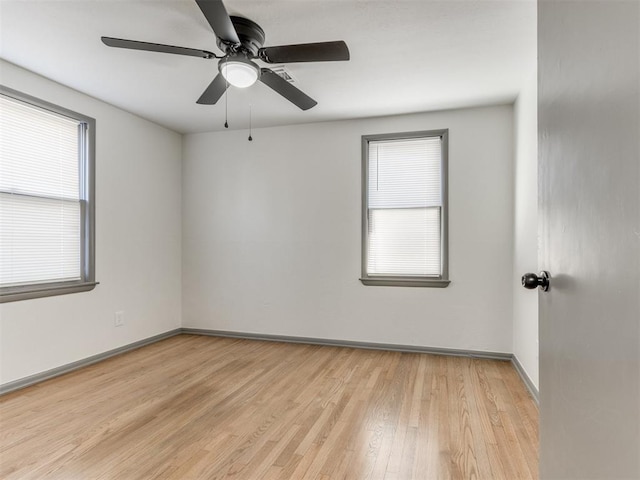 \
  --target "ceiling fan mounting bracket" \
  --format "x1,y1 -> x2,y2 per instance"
216,16 -> 265,57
